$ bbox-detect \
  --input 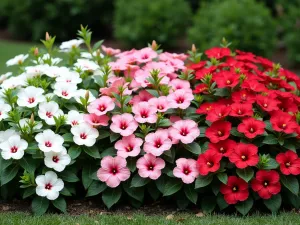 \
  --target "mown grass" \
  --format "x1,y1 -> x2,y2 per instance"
0,212 -> 299,225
